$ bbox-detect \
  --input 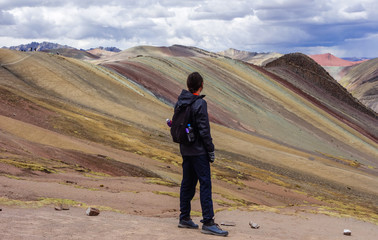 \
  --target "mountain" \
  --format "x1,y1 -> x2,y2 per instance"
308,53 -> 367,81
308,54 -> 377,113
309,53 -> 365,67
5,42 -> 121,60
218,48 -> 282,66
42,48 -> 99,60
96,44 -> 222,63
339,58 -> 378,113
88,46 -> 121,52
265,53 -> 375,115
86,46 -> 122,58
343,57 -> 372,62
87,48 -> 119,58
6,41 -> 74,51
0,47 -> 377,223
